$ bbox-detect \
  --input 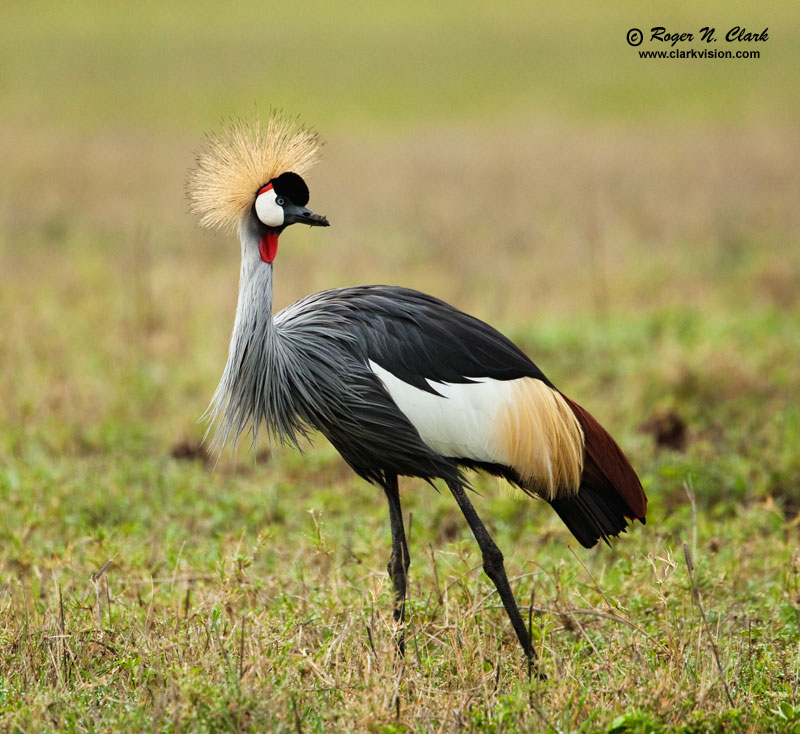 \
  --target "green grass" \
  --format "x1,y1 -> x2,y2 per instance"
2,1 -> 800,731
